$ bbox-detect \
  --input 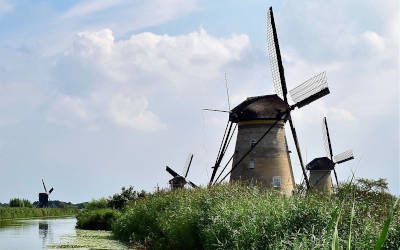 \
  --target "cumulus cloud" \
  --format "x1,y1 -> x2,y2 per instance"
47,28 -> 250,131
68,28 -> 249,87
107,93 -> 166,131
